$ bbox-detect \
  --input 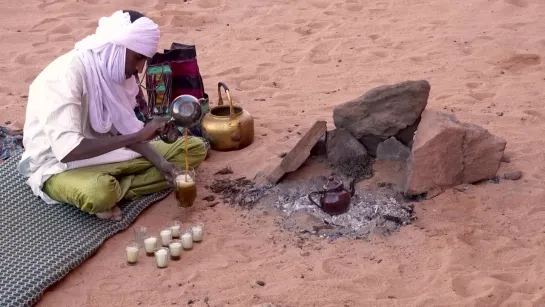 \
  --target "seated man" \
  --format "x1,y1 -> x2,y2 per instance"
17,10 -> 206,220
